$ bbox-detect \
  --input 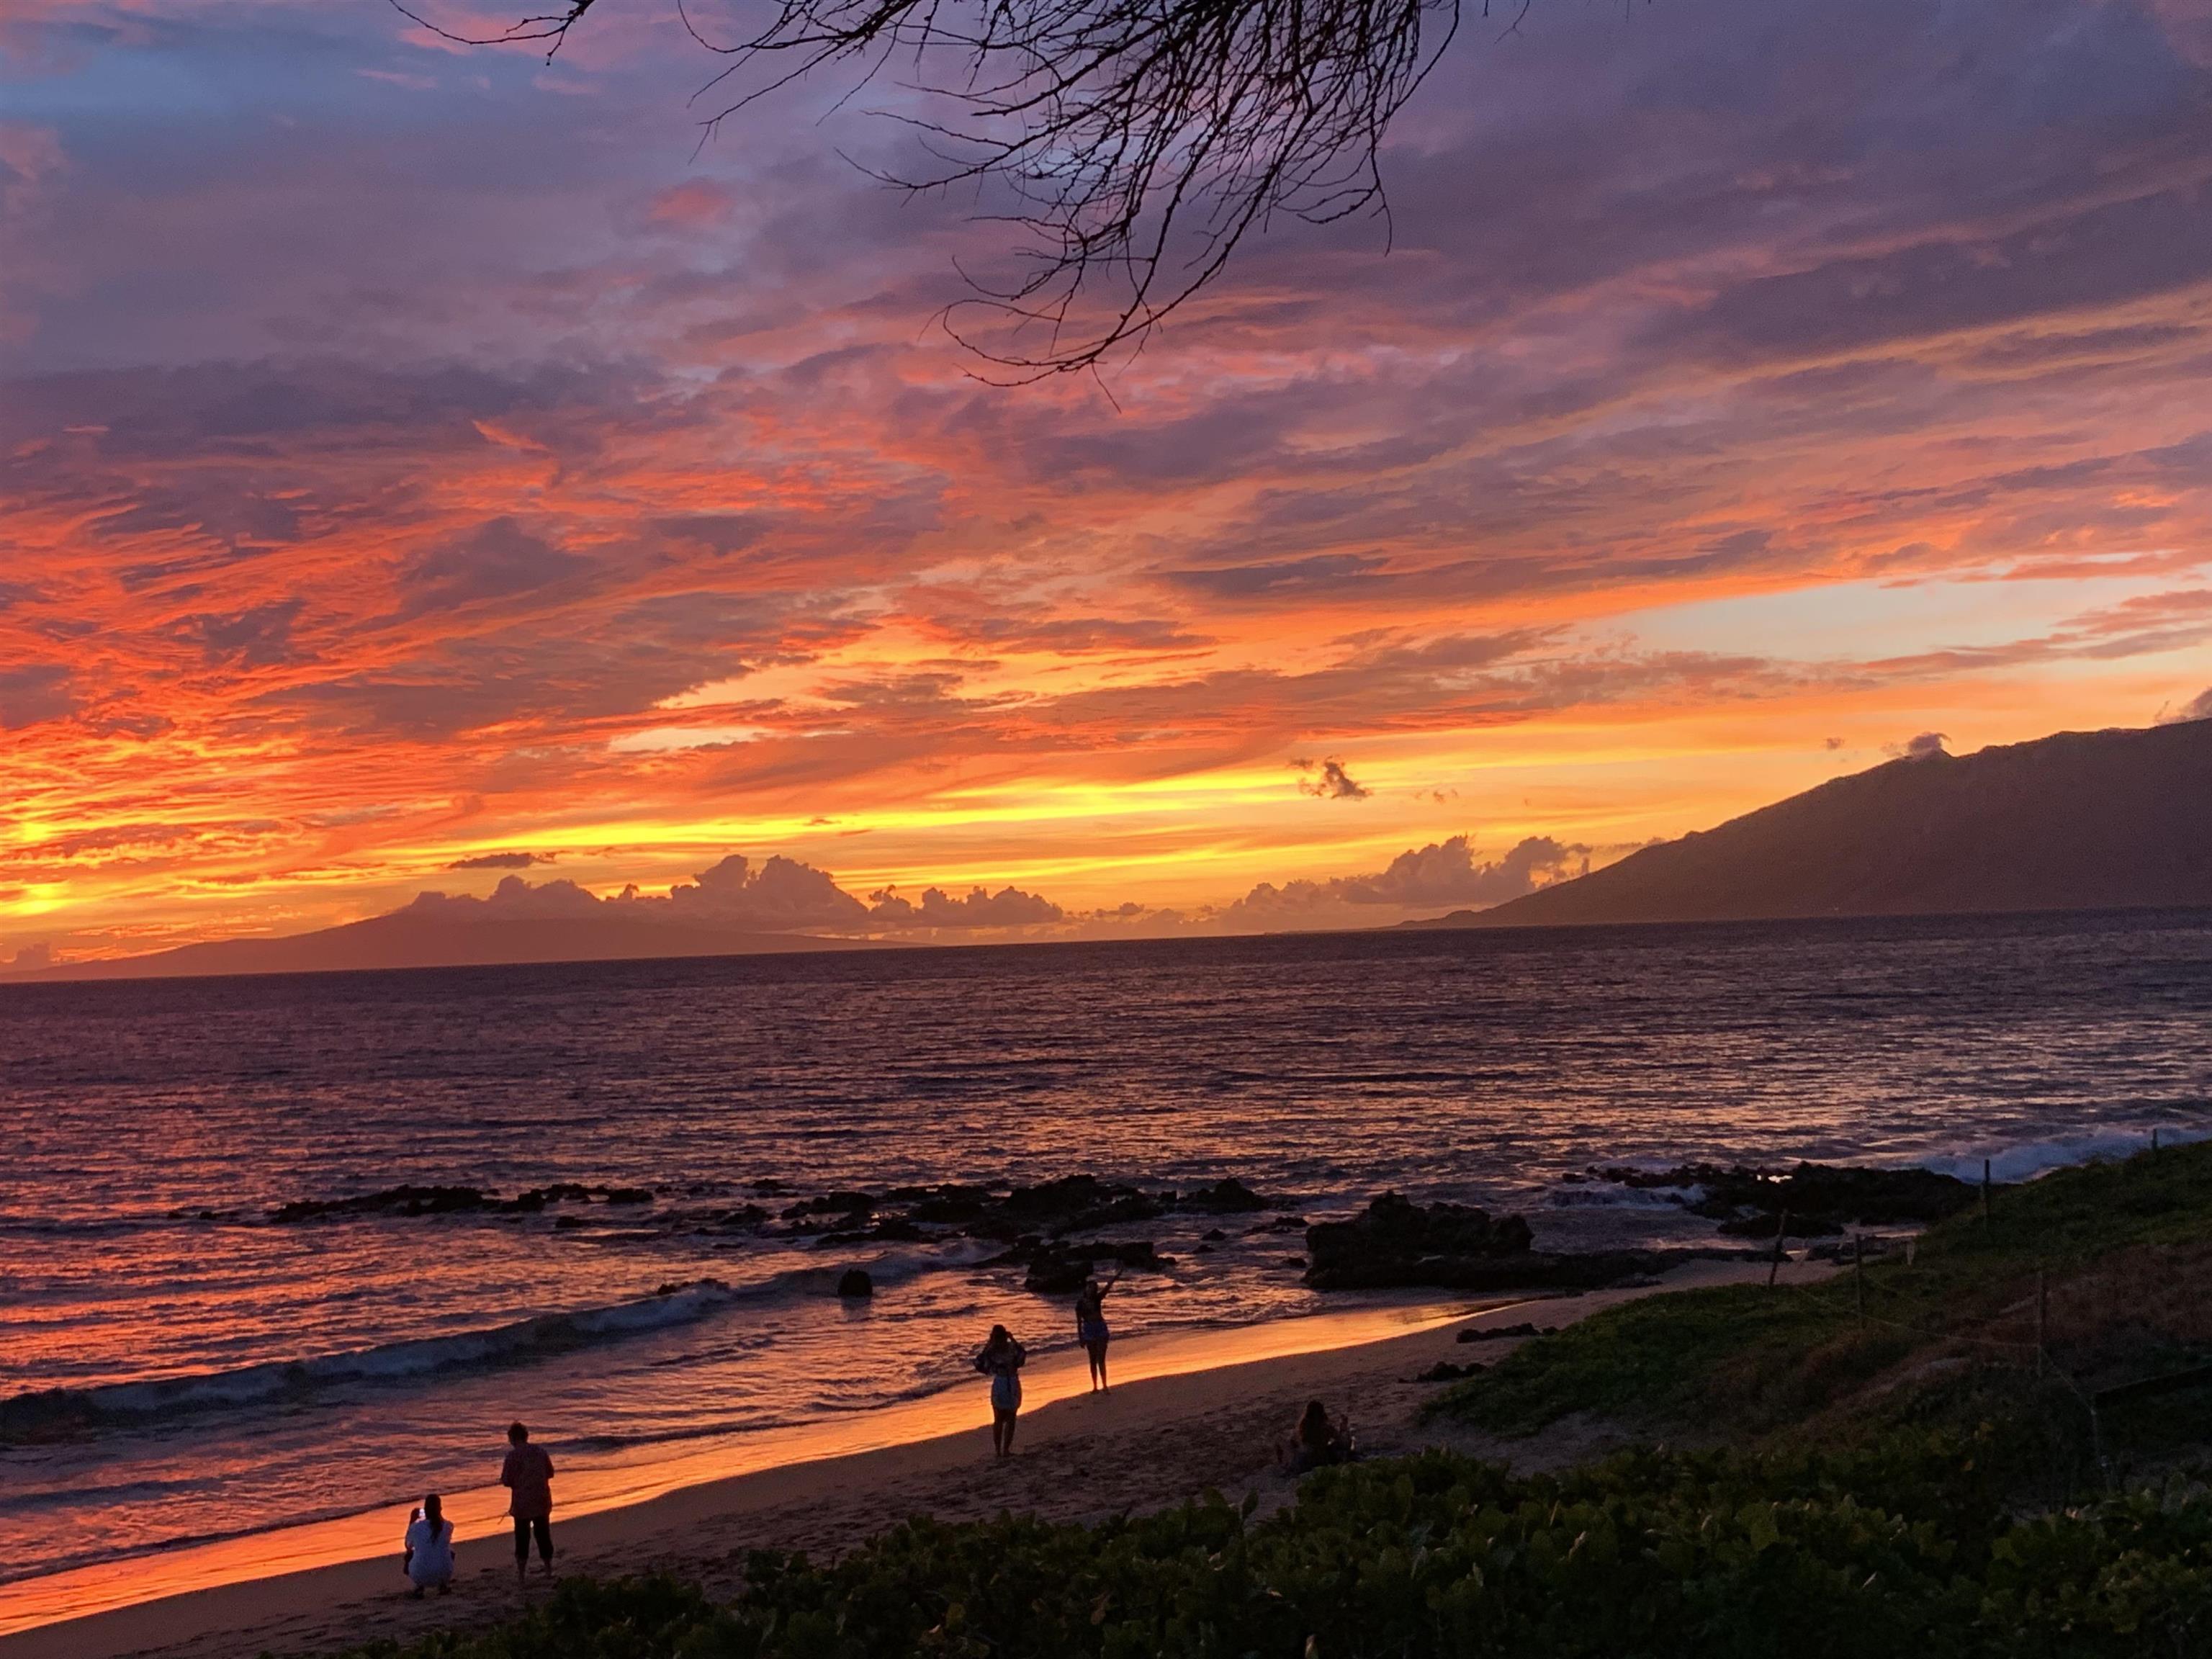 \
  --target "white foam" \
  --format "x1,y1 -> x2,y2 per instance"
1917,1125 -> 2209,1185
